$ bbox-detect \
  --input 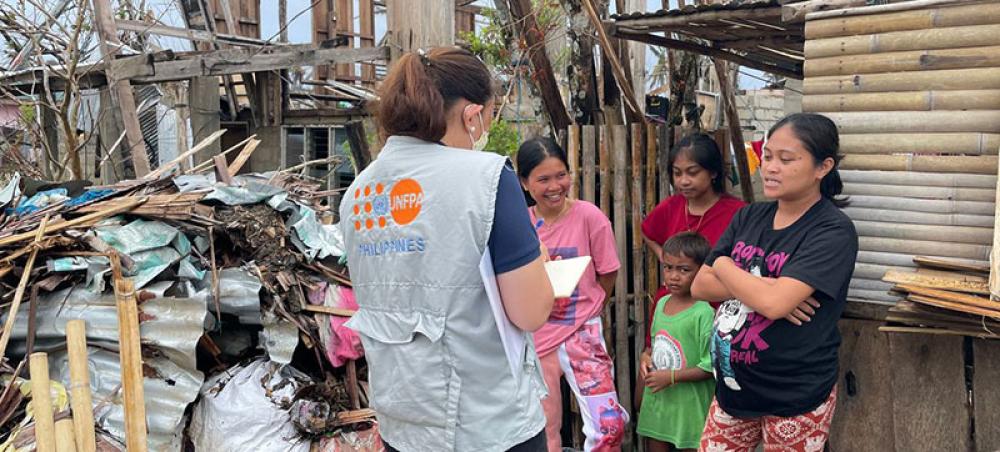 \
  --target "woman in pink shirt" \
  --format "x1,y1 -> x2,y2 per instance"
517,137 -> 628,452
